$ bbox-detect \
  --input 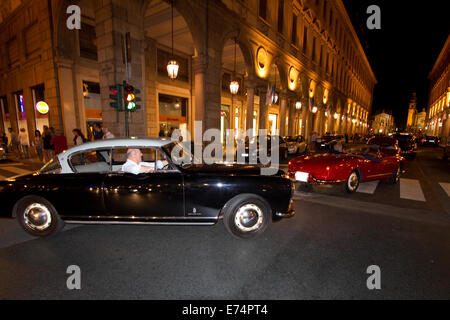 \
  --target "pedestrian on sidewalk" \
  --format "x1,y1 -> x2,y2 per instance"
8,128 -> 19,157
43,125 -> 55,162
93,123 -> 104,140
51,129 -> 68,155
19,128 -> 30,159
102,127 -> 115,139
33,130 -> 44,162
72,128 -> 87,146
